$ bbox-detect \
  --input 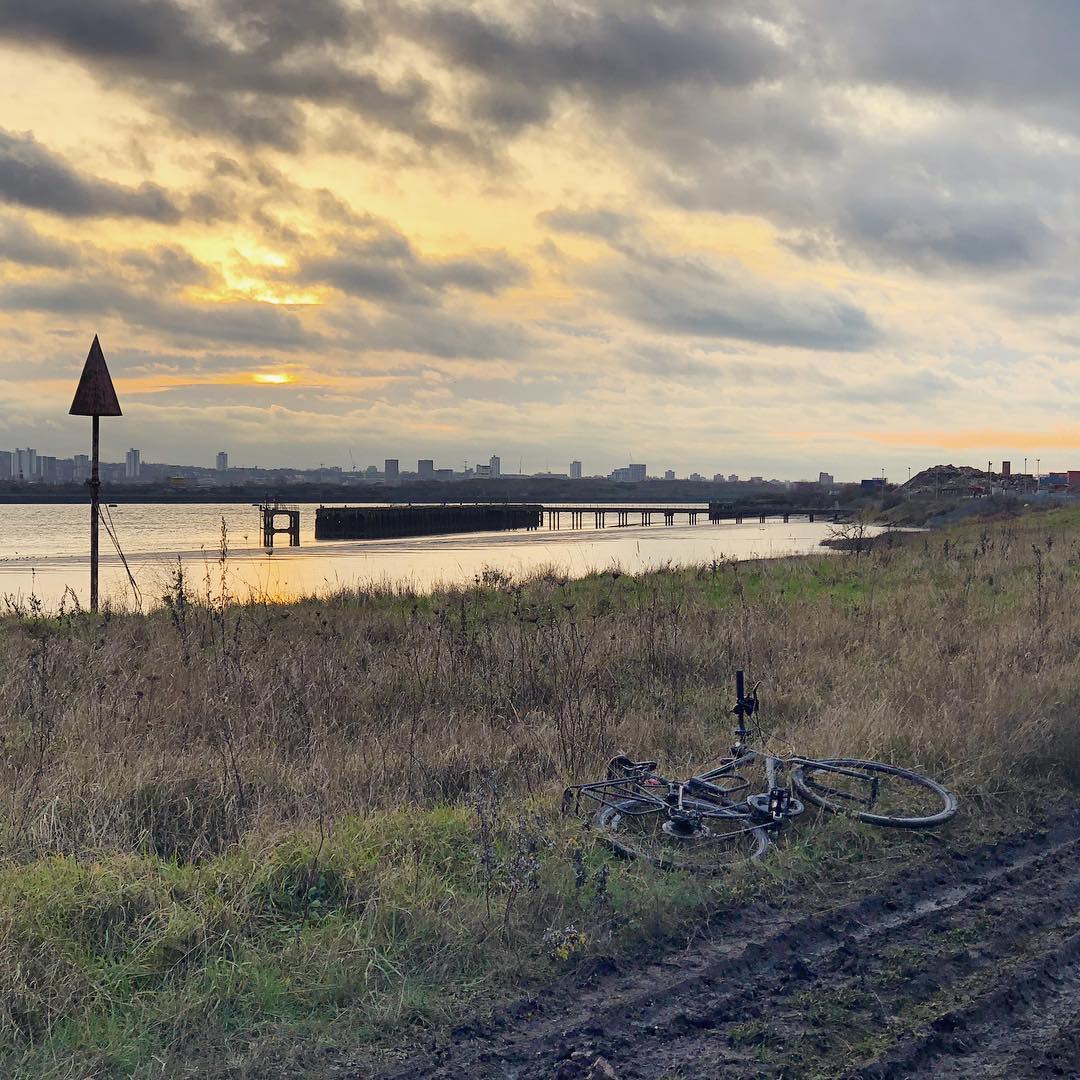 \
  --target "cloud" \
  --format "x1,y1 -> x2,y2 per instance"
585,247 -> 879,352
0,278 -> 318,349
0,0 -> 465,153
0,129 -> 181,221
815,1 -> 1080,113
294,224 -> 529,302
538,206 -> 636,240
0,214 -> 76,266
400,2 -> 784,132
329,306 -> 539,360
119,244 -> 215,287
